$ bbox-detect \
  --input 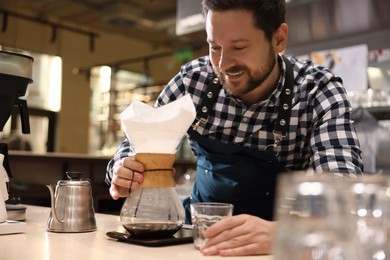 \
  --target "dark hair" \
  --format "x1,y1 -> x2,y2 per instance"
202,0 -> 285,41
